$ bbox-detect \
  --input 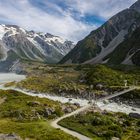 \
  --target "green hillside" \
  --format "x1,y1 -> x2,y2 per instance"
0,90 -> 77,140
